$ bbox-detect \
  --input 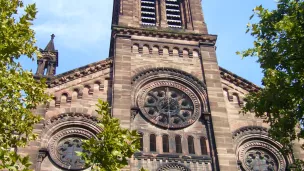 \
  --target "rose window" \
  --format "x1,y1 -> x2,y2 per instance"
56,137 -> 86,170
138,81 -> 200,129
244,150 -> 277,171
